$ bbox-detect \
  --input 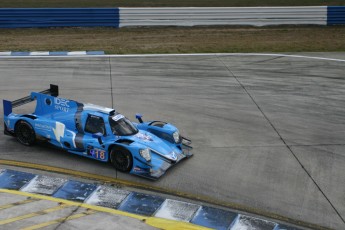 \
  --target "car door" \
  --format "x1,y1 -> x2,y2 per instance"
83,114 -> 107,161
